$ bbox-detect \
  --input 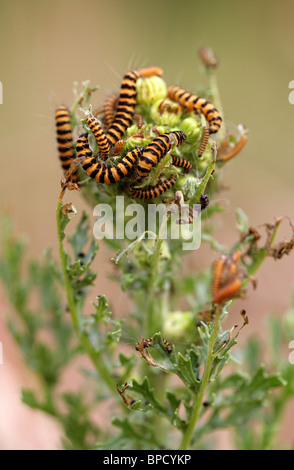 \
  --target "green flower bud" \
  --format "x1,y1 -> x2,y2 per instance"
180,116 -> 201,137
136,76 -> 167,105
133,239 -> 170,268
124,124 -> 153,151
164,311 -> 194,341
179,117 -> 202,154
181,176 -> 199,199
